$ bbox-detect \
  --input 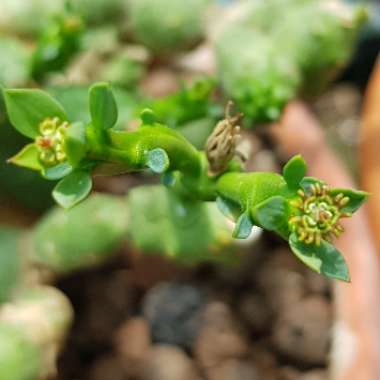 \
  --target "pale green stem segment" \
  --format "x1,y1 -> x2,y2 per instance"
87,124 -> 217,200
216,172 -> 289,222
86,123 -> 291,209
